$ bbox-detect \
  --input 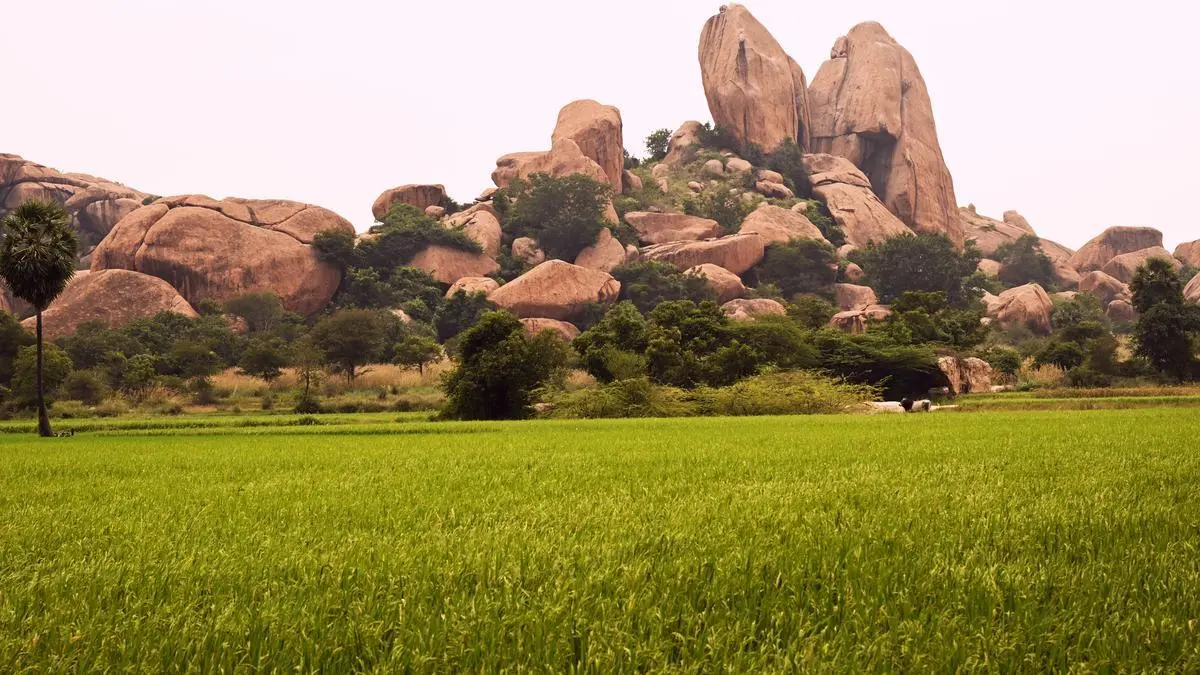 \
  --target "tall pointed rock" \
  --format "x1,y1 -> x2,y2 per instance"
808,22 -> 963,248
699,4 -> 810,154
